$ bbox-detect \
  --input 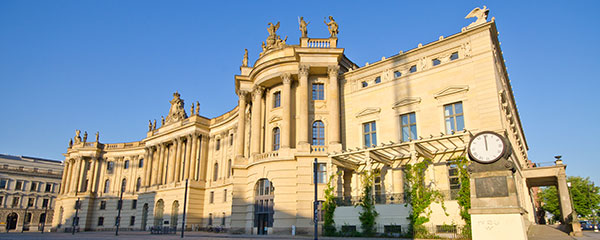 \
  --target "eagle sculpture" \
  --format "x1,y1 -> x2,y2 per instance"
465,6 -> 489,28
